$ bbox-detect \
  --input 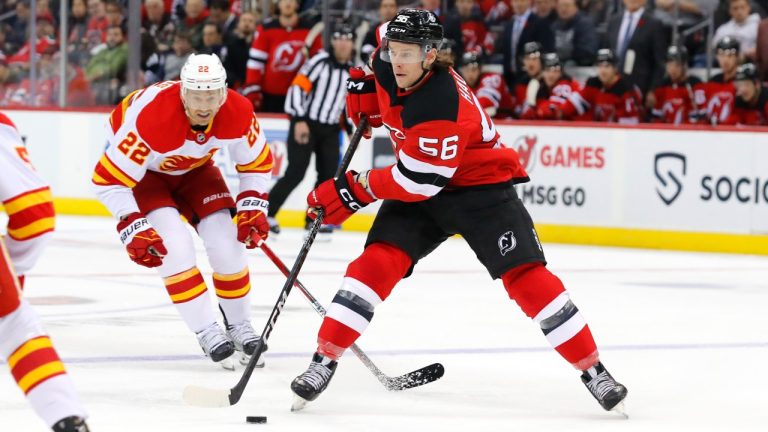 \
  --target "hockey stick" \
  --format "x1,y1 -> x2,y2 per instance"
182,117 -> 369,408
257,241 -> 444,391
